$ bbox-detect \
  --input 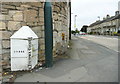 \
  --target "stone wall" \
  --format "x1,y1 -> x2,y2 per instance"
0,2 -> 70,81
52,2 -> 69,56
